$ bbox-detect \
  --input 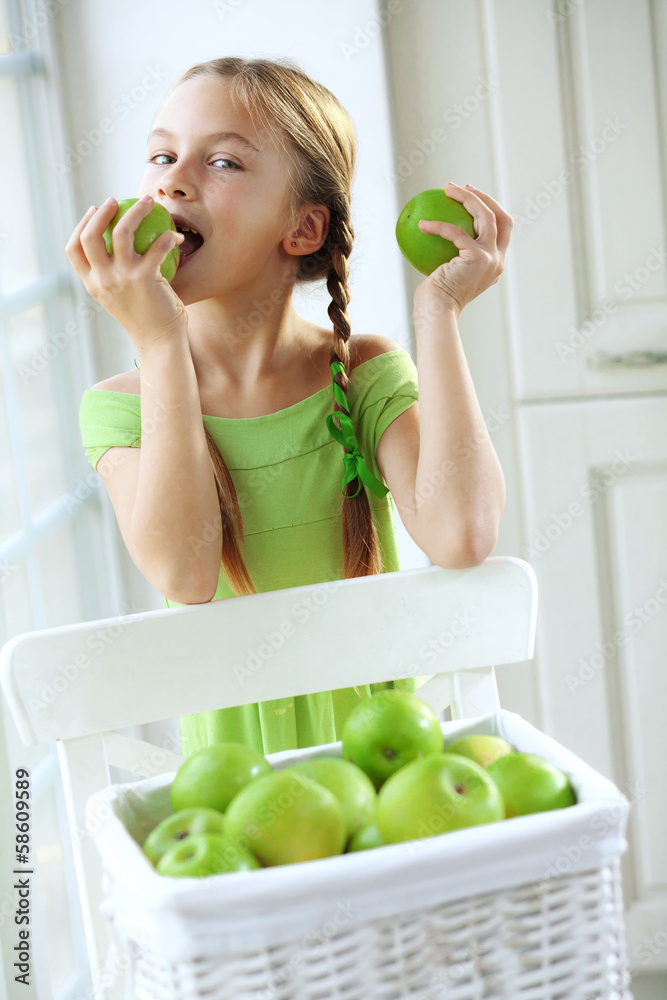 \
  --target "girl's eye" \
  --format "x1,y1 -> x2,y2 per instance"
146,154 -> 241,170
211,157 -> 241,170
147,154 -> 174,165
